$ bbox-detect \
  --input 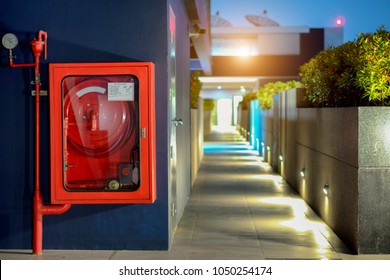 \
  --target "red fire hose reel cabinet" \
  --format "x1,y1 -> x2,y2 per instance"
49,62 -> 156,204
